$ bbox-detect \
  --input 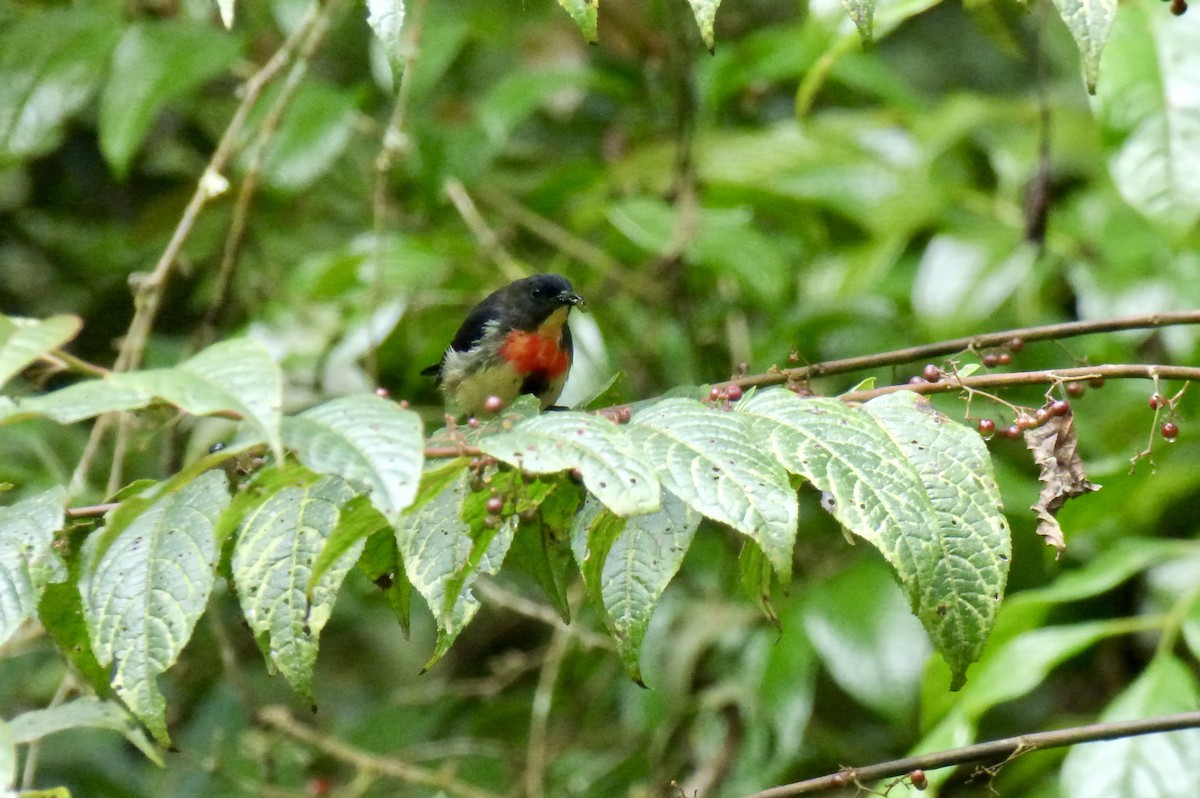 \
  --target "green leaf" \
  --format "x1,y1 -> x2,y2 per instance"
480,411 -> 660,516
117,338 -> 285,462
801,557 -> 929,721
863,391 -> 1010,689
80,470 -> 230,744
1061,655 -> 1200,795
741,388 -> 1010,689
358,530 -> 413,636
307,494 -> 390,596
502,479 -> 582,623
366,0 -> 407,79
232,475 -> 358,704
0,314 -> 82,391
630,398 -> 798,581
0,7 -> 121,162
1094,4 -> 1200,231
283,393 -> 424,519
1050,0 -> 1115,93
557,0 -> 599,44
215,0 -> 236,29
395,471 -> 514,668
99,19 -> 241,177
571,491 -> 698,682
7,696 -> 160,765
0,380 -> 153,426
686,0 -> 723,52
0,486 -> 67,646
260,81 -> 359,190
836,0 -> 874,45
